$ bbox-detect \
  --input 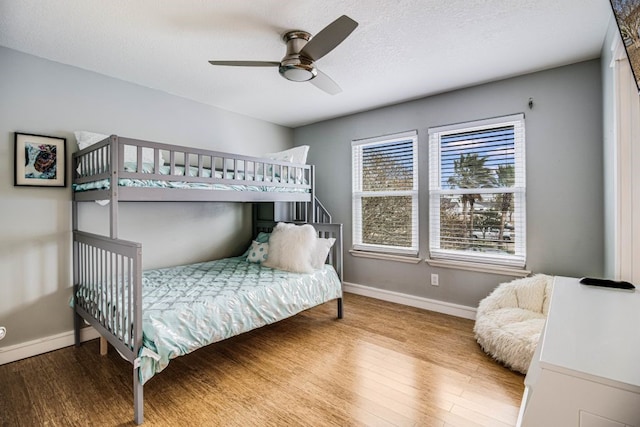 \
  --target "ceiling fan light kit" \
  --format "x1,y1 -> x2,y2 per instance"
280,31 -> 317,82
280,61 -> 317,82
209,15 -> 358,94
